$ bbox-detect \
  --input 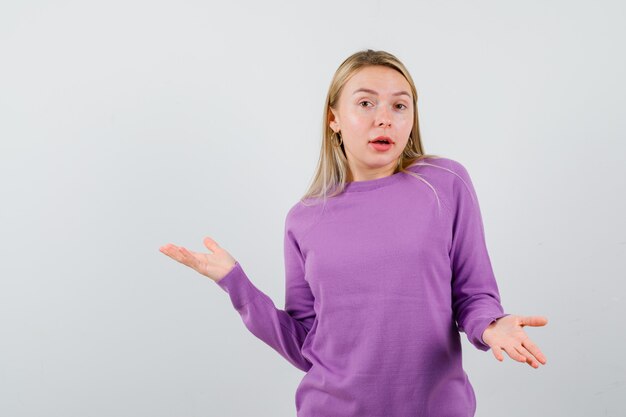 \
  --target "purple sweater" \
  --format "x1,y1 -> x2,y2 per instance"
216,157 -> 508,417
